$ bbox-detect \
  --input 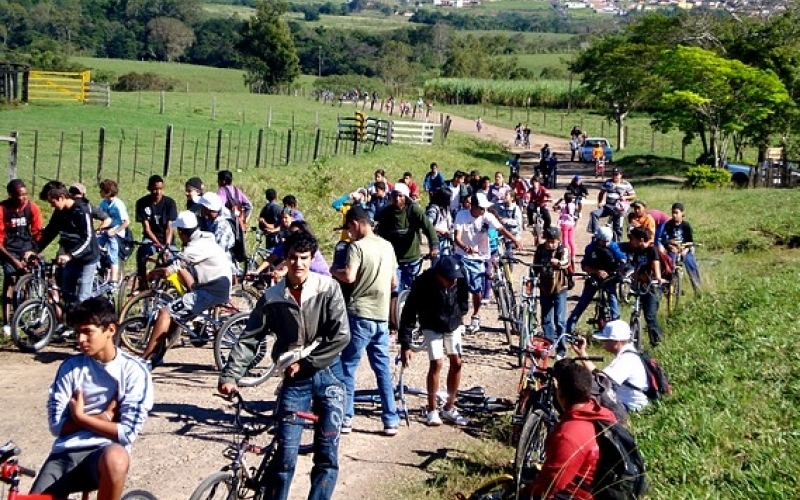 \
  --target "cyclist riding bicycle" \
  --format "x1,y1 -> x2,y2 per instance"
526,176 -> 552,231
587,168 -> 636,242
140,211 -> 232,366
658,202 -> 701,292
554,175 -> 589,219
31,297 -> 153,500
625,226 -> 667,347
